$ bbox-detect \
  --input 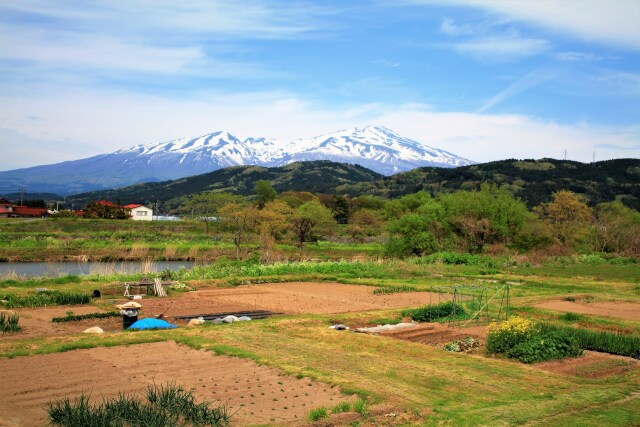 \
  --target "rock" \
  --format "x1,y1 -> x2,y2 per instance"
187,318 -> 205,327
222,315 -> 239,323
83,327 -> 104,334
238,316 -> 252,321
212,318 -> 223,324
